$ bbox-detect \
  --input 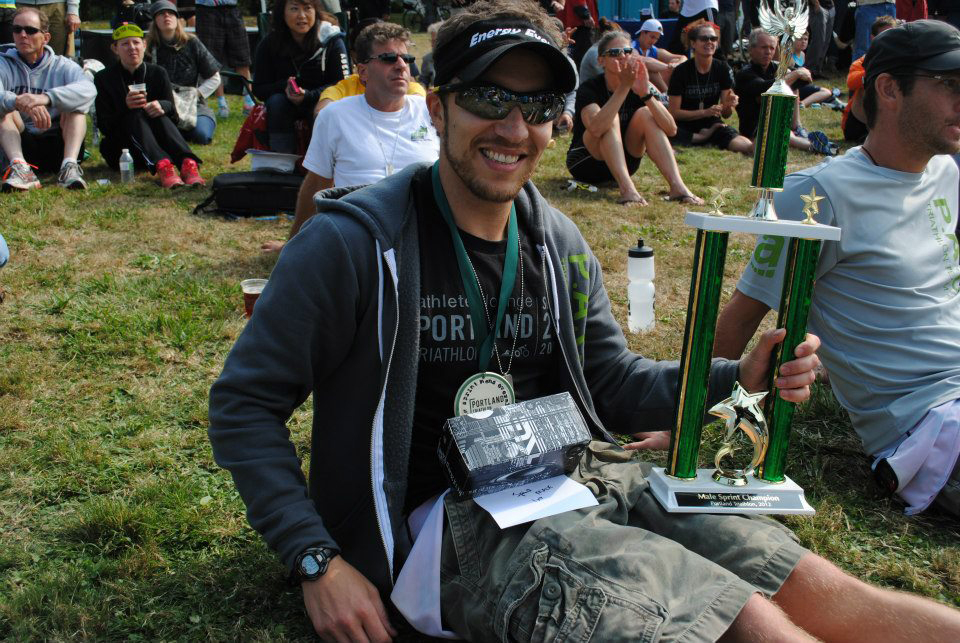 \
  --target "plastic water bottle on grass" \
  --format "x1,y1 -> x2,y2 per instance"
119,149 -> 134,183
627,239 -> 655,333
